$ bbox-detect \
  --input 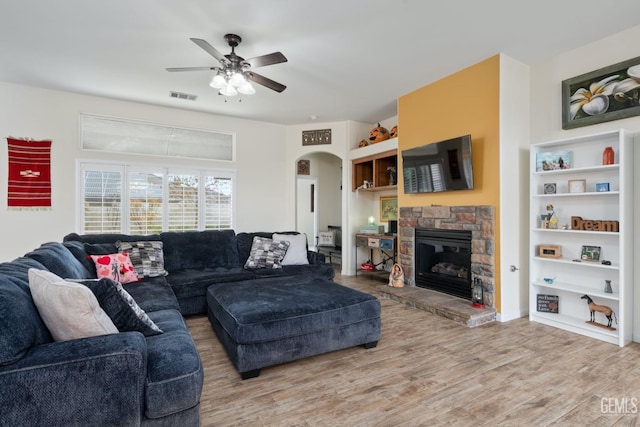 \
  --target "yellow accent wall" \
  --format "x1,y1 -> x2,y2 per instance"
397,55 -> 502,311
